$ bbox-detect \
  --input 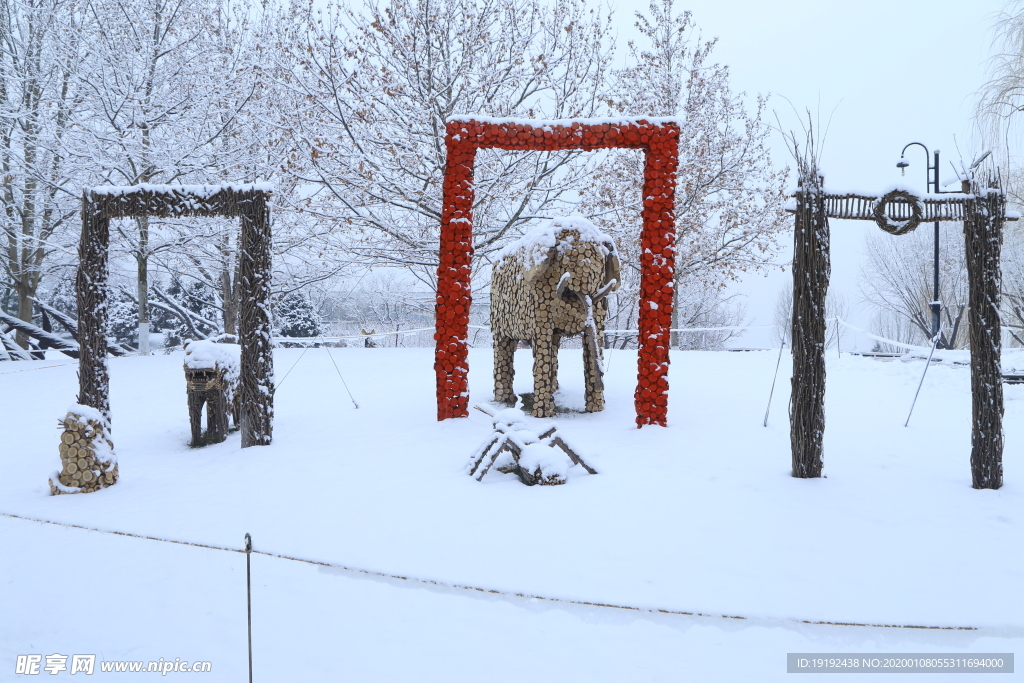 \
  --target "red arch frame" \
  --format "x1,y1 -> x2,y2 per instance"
434,116 -> 680,427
